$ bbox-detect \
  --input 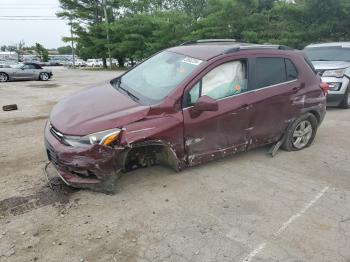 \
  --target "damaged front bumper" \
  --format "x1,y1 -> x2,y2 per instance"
44,123 -> 125,189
